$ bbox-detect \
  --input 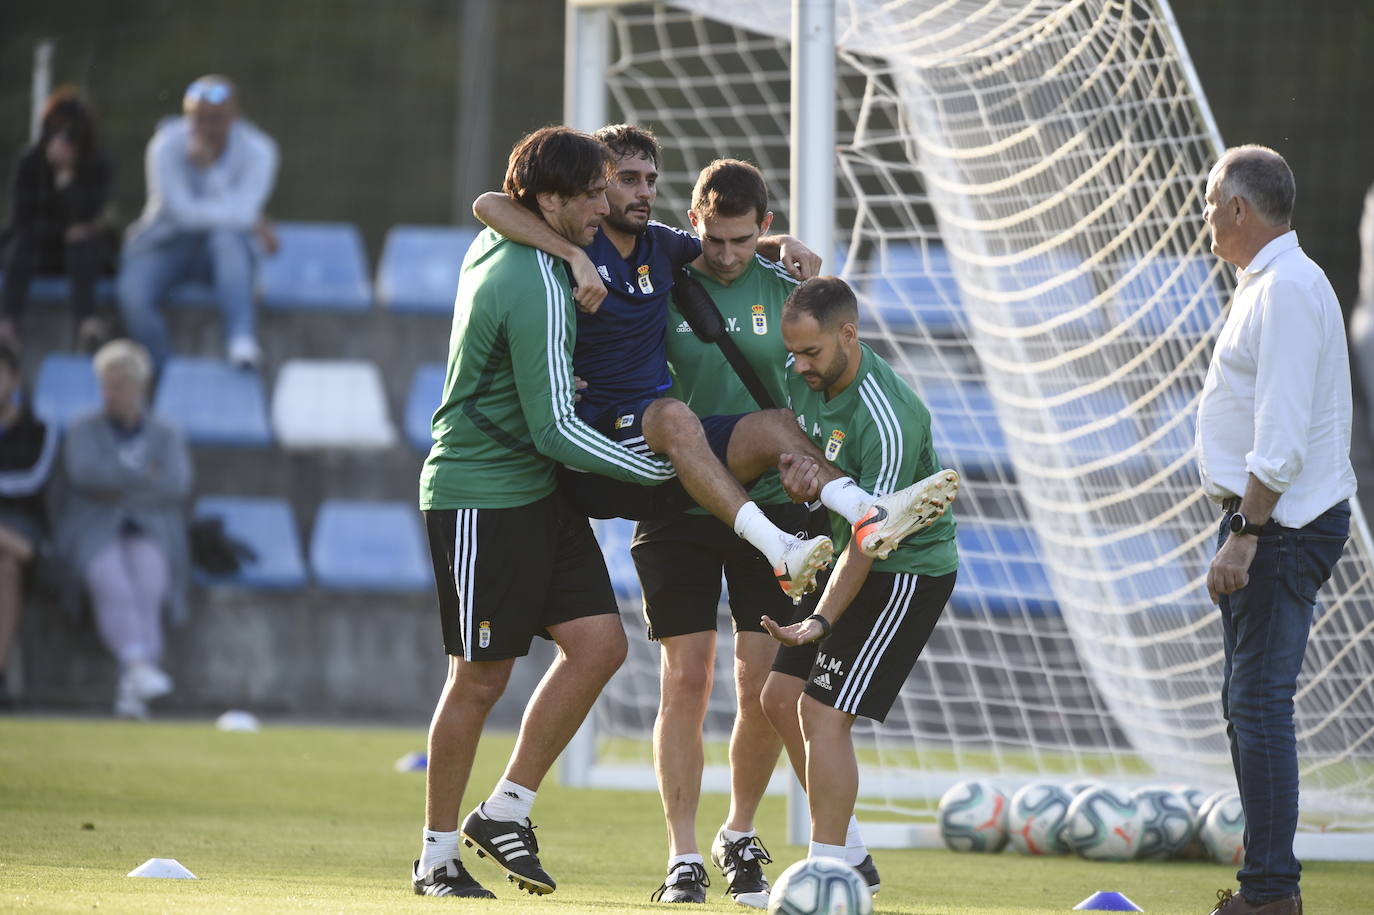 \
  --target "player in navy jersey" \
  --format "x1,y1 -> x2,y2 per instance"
472,126 -> 954,605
